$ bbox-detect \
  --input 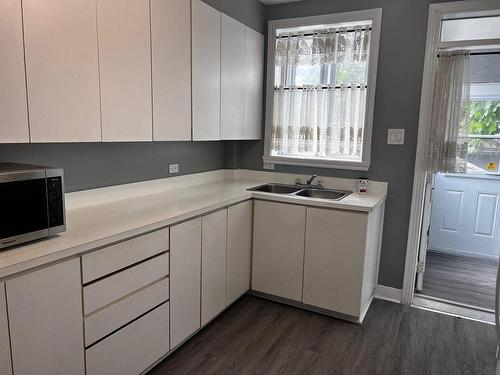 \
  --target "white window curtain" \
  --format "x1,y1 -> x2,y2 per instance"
427,50 -> 471,174
271,26 -> 371,161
